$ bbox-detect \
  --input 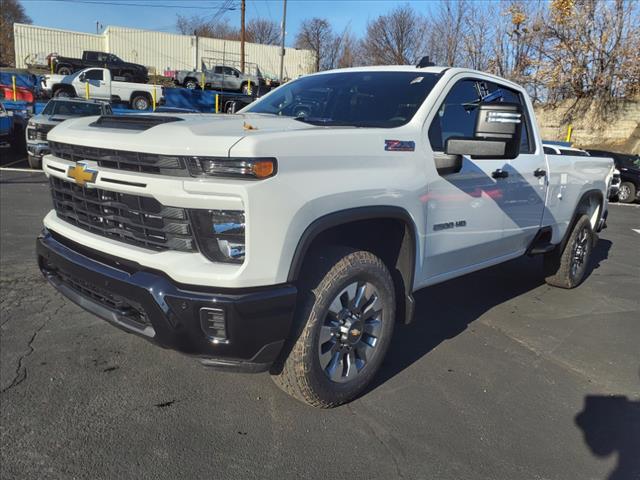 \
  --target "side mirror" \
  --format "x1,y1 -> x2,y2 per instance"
445,102 -> 523,159
234,71 -> 240,78
79,73 -> 86,82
